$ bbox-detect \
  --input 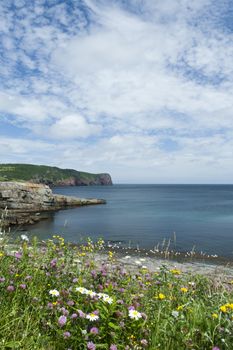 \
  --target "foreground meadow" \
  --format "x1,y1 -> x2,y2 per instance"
0,235 -> 233,350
